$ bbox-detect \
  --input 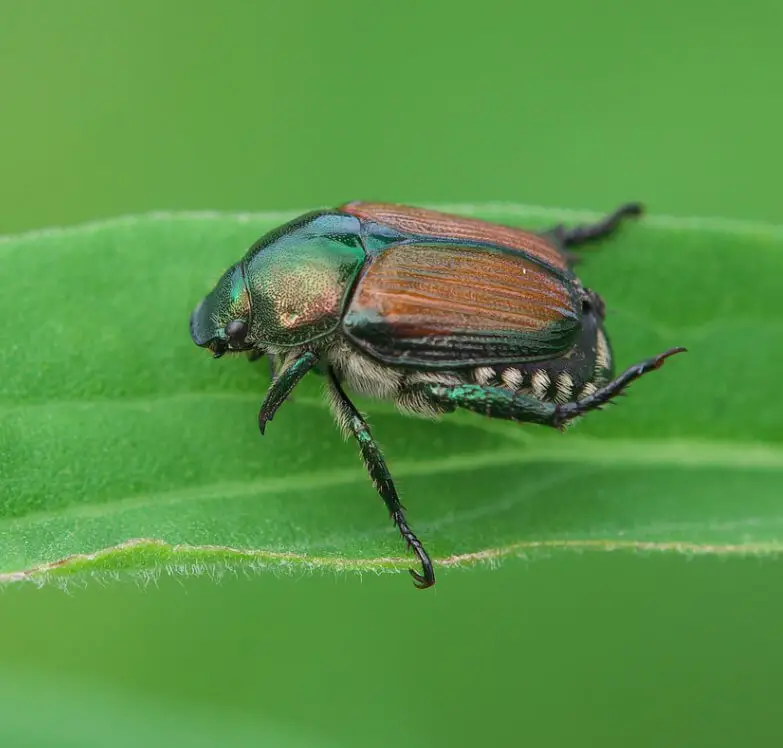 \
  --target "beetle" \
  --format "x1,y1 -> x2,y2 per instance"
190,201 -> 686,589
